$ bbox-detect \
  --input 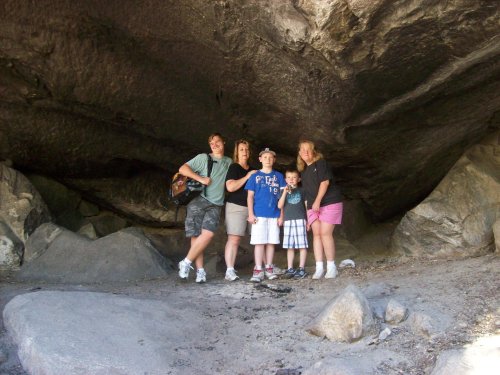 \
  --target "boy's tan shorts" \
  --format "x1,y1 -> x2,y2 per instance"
225,202 -> 250,236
